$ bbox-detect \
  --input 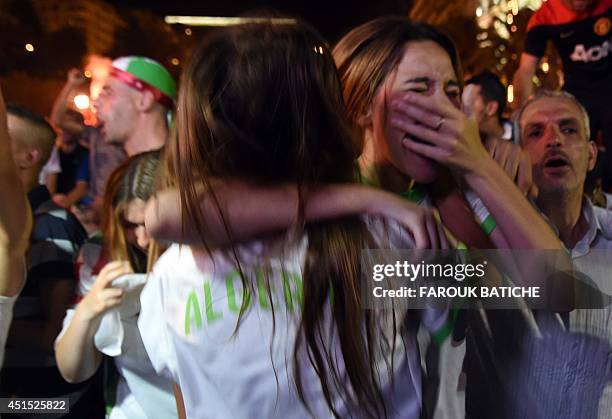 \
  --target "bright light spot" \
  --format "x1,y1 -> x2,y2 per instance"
318,46 -> 323,54
25,43 -> 34,52
541,62 -> 549,73
511,25 -> 518,32
507,85 -> 514,103
171,58 -> 180,66
494,20 -> 510,39
185,28 -> 192,35
84,70 -> 92,78
74,94 -> 90,110
476,7 -> 483,17
164,16 -> 296,26
501,57 -> 508,64
507,0 -> 519,14
507,14 -> 513,24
